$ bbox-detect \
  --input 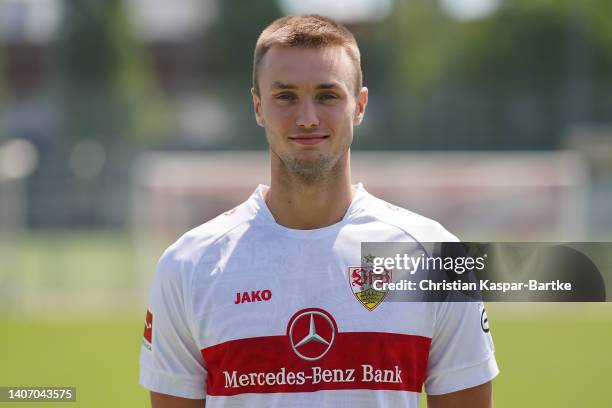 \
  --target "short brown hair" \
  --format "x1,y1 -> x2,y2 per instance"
252,14 -> 362,96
